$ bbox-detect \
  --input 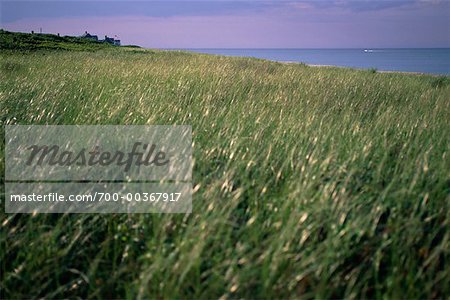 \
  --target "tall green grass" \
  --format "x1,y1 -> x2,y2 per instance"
1,49 -> 449,299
